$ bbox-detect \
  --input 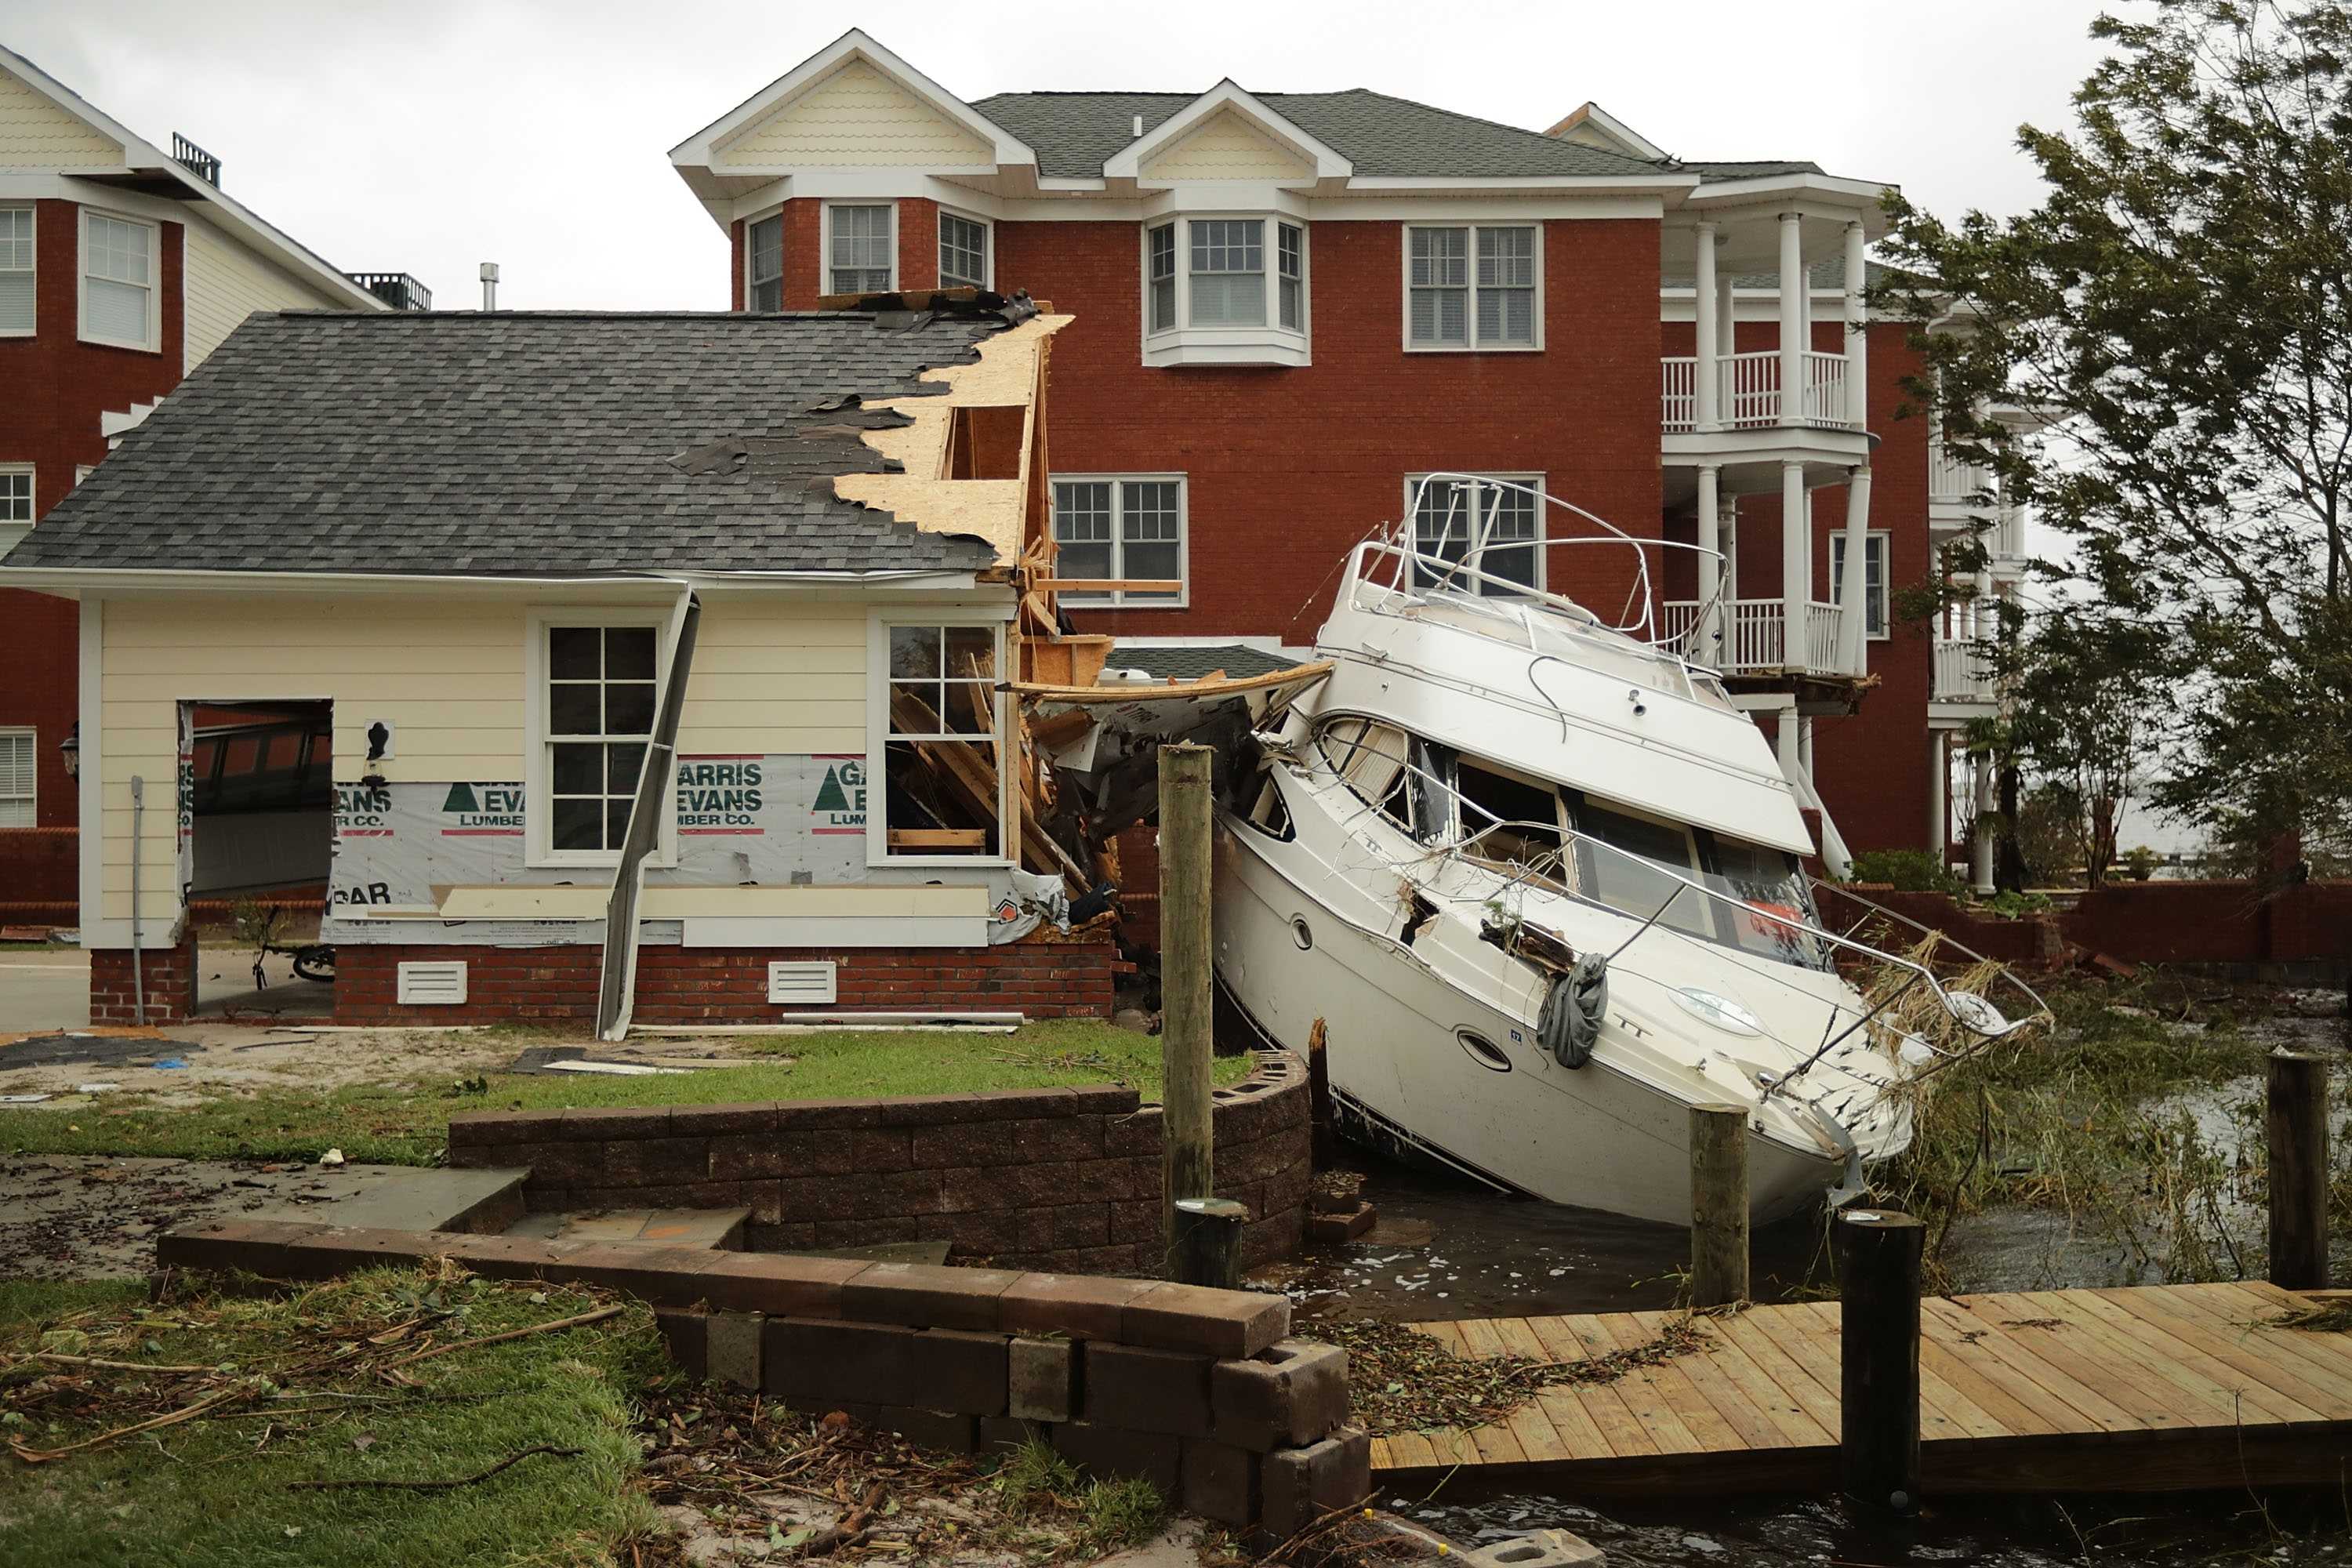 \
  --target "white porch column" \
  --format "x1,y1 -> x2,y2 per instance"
1929,731 -> 1949,864
1715,269 -> 1737,422
1776,701 -> 1801,779
1780,459 -> 1809,672
1694,463 -> 1723,662
1777,212 -> 1806,425
1693,223 -> 1721,431
1842,220 -> 1868,430
1839,464 -> 1872,673
1970,752 -> 1995,894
